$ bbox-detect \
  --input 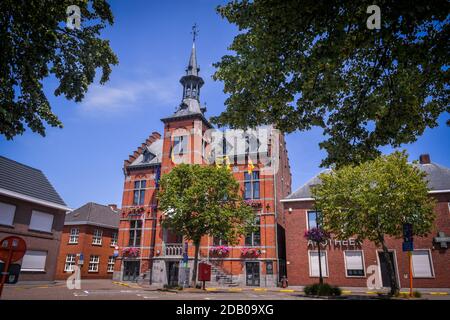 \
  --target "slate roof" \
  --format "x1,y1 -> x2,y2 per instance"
284,161 -> 450,201
128,138 -> 163,168
64,202 -> 120,229
0,155 -> 67,208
